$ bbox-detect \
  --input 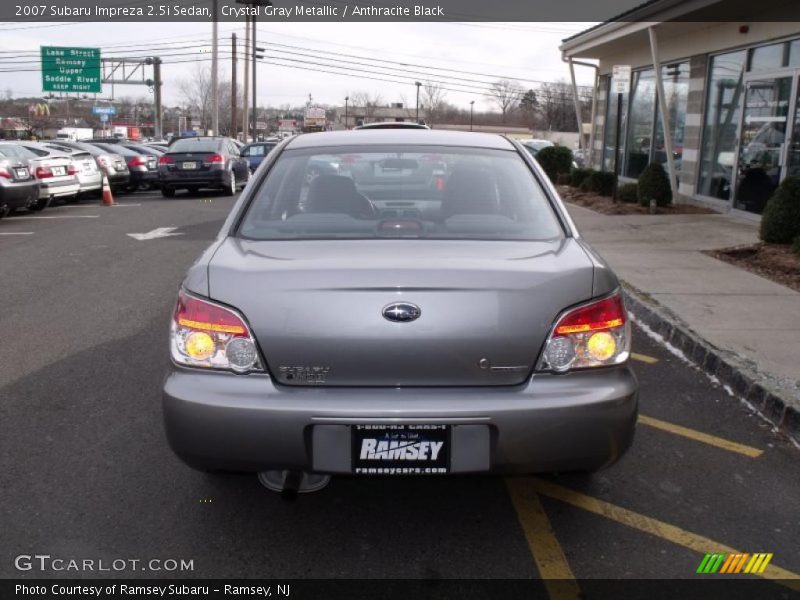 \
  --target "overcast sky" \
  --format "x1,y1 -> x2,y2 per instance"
0,21 -> 598,111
